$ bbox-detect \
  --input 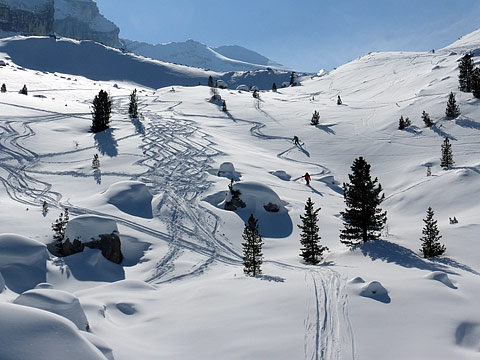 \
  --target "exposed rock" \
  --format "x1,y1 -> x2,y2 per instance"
0,0 -> 54,35
62,231 -> 123,264
264,202 -> 279,212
